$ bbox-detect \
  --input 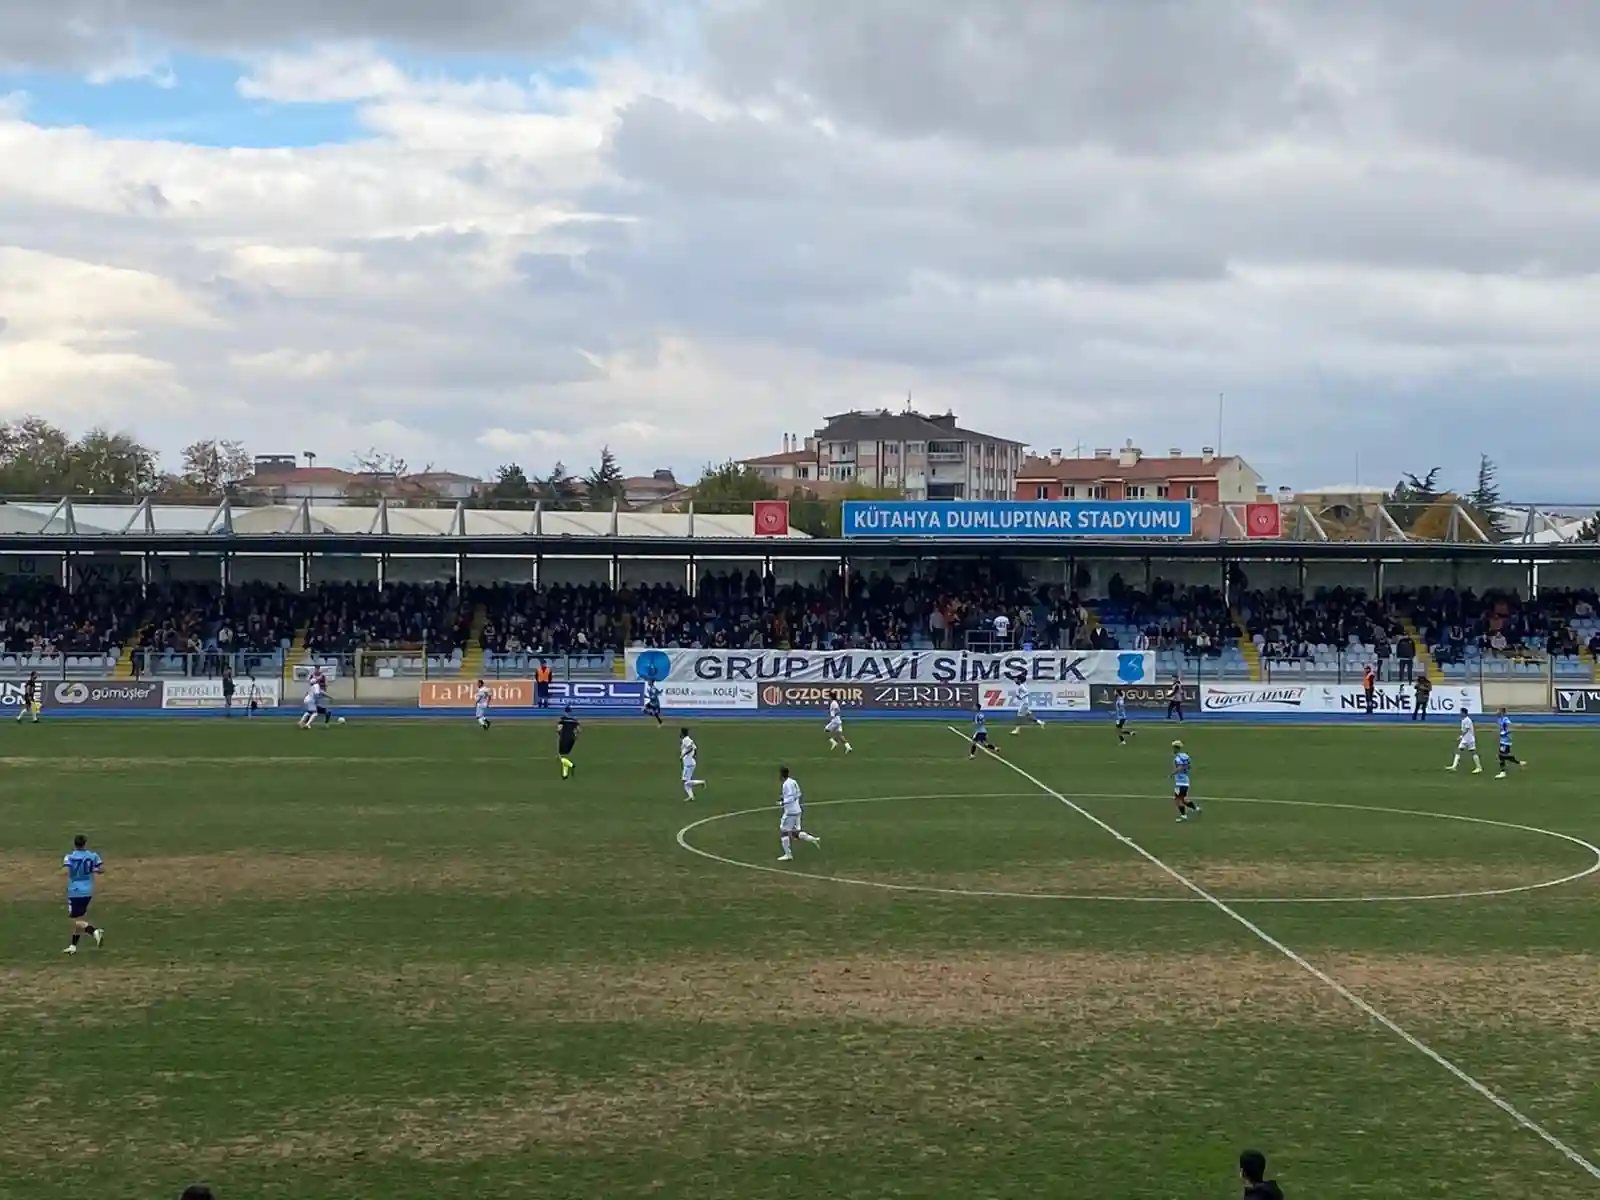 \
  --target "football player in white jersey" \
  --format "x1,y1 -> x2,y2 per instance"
298,678 -> 332,729
1448,713 -> 1483,774
680,727 -> 705,801
824,697 -> 853,753
776,765 -> 821,861
474,680 -> 491,729
1007,674 -> 1044,735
